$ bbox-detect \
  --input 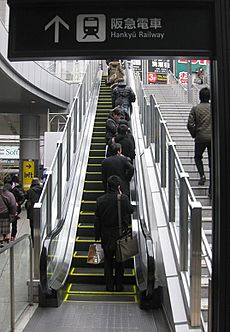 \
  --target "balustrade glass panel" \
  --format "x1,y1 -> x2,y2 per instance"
0,249 -> 10,332
14,237 -> 31,322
